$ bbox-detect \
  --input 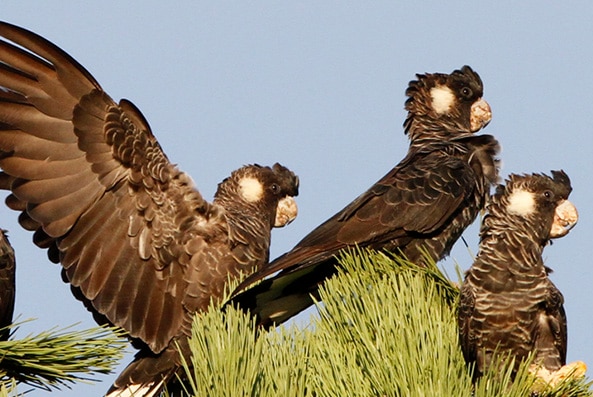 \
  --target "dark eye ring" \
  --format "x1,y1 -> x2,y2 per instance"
461,87 -> 472,97
271,183 -> 280,194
